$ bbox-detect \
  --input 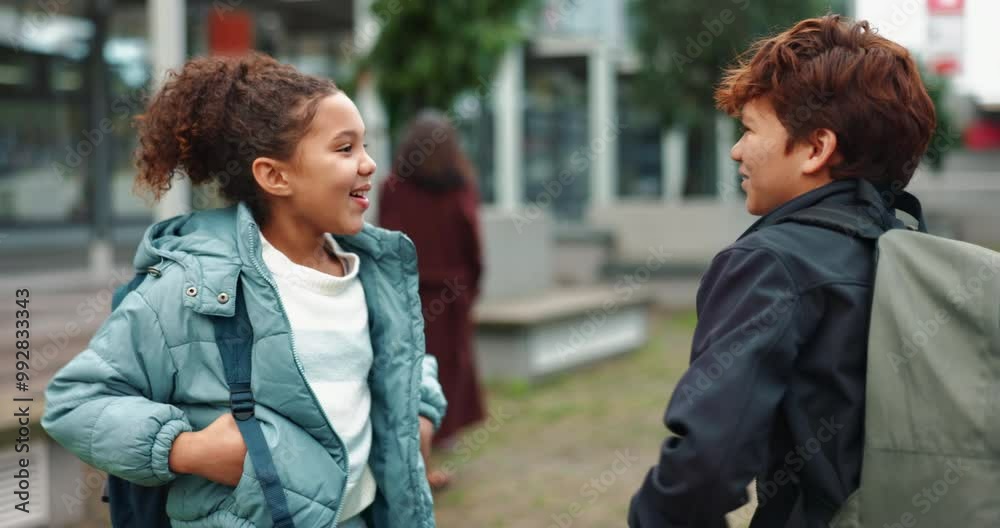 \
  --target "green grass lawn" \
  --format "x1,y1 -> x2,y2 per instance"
431,310 -> 757,528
